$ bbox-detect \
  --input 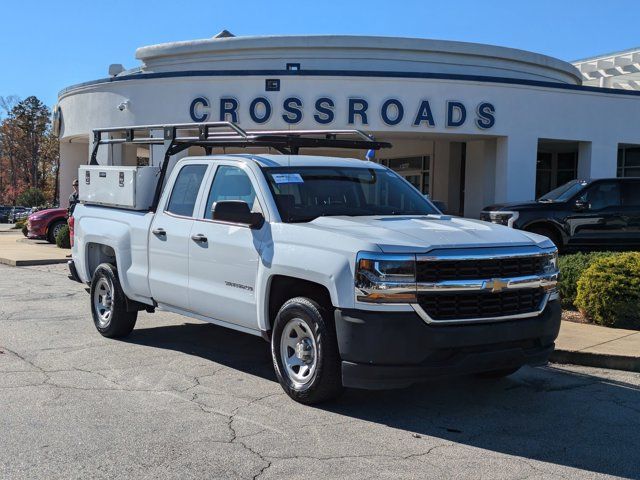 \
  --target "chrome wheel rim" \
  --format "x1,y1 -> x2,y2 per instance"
280,318 -> 317,387
93,277 -> 114,328
52,223 -> 64,239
